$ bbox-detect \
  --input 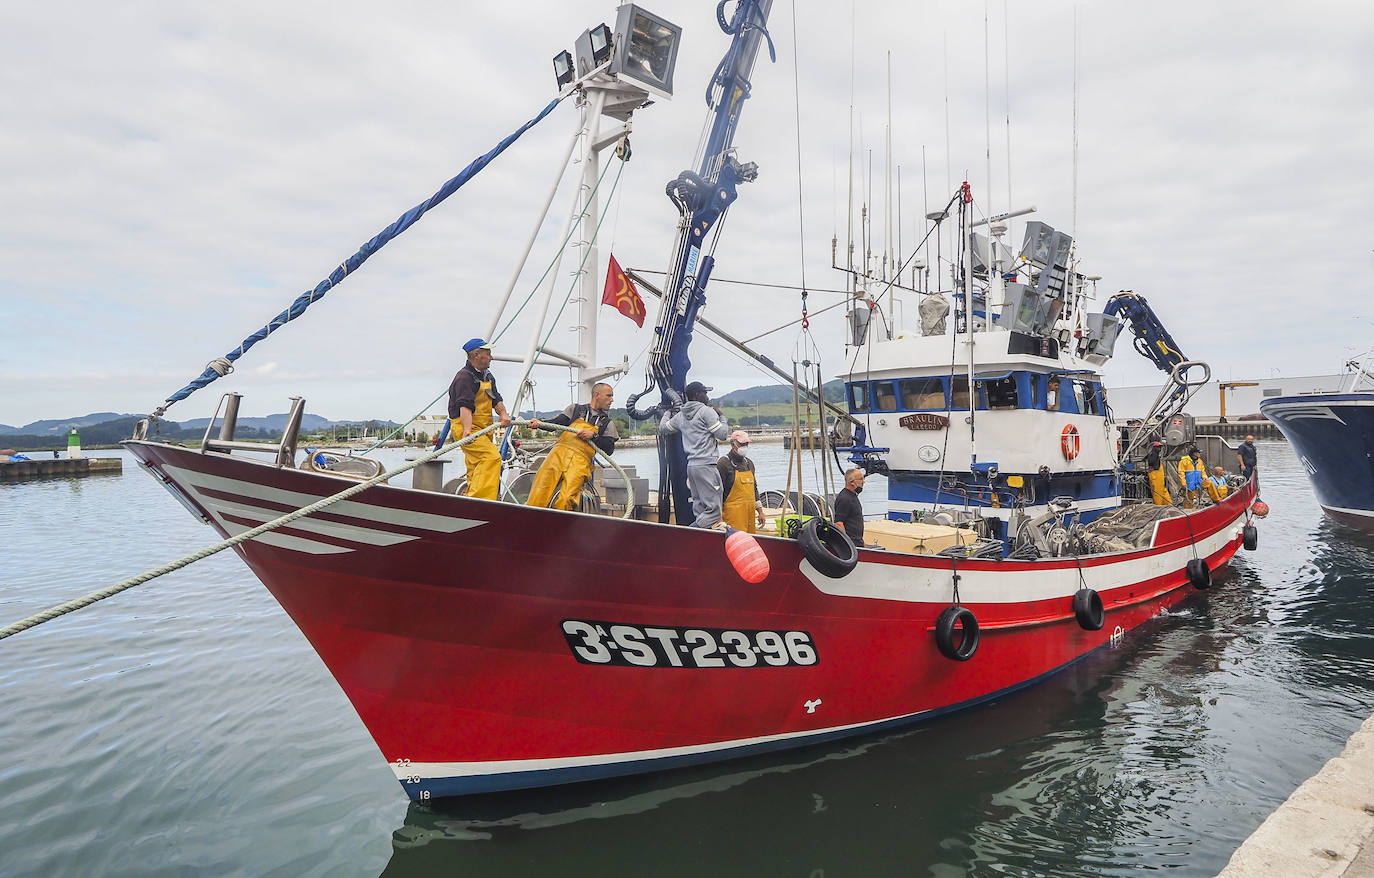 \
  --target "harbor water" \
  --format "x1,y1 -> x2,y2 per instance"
3,439 -> 1373,876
